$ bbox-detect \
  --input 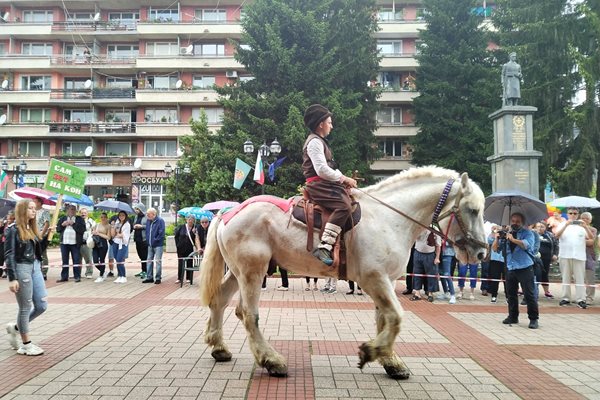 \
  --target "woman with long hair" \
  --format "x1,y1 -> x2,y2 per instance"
92,212 -> 111,282
4,200 -> 51,355
111,210 -> 131,283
